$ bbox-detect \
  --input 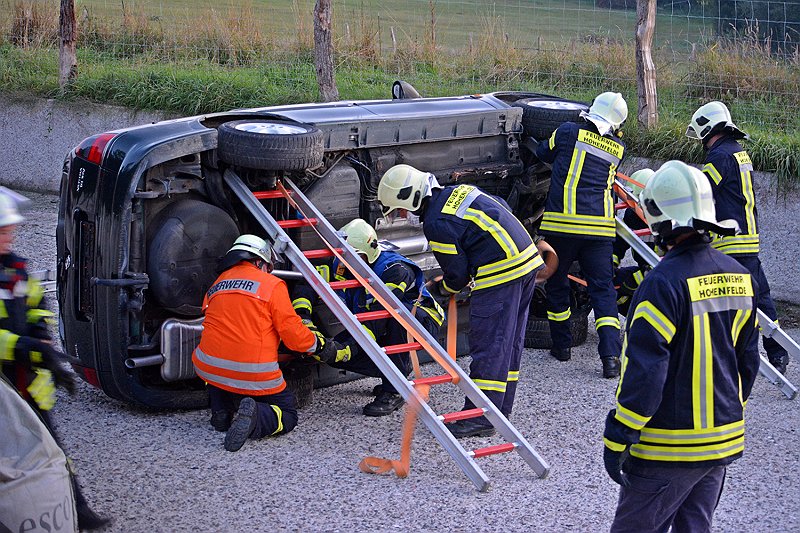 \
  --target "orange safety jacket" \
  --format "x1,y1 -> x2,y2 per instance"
192,261 -> 316,396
